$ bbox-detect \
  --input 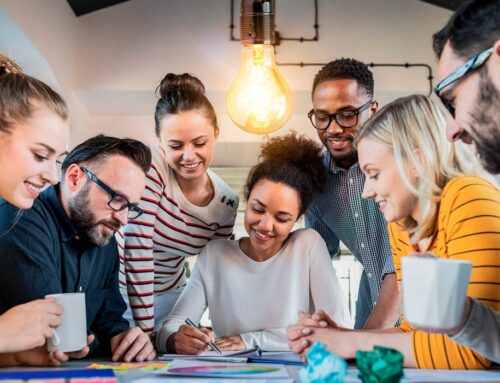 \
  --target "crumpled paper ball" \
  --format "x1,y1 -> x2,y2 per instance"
356,345 -> 404,383
299,342 -> 347,383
